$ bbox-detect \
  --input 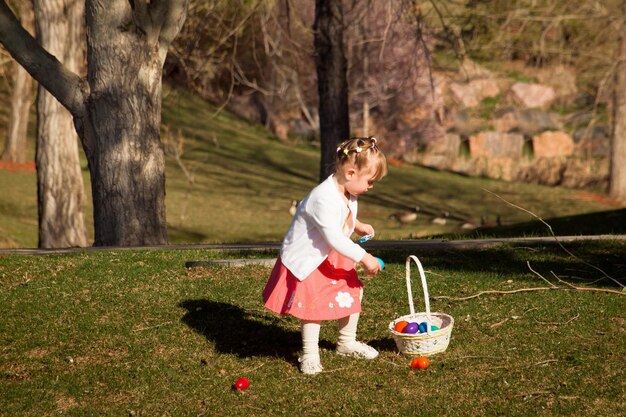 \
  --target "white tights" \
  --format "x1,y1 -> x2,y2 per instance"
300,313 -> 360,360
